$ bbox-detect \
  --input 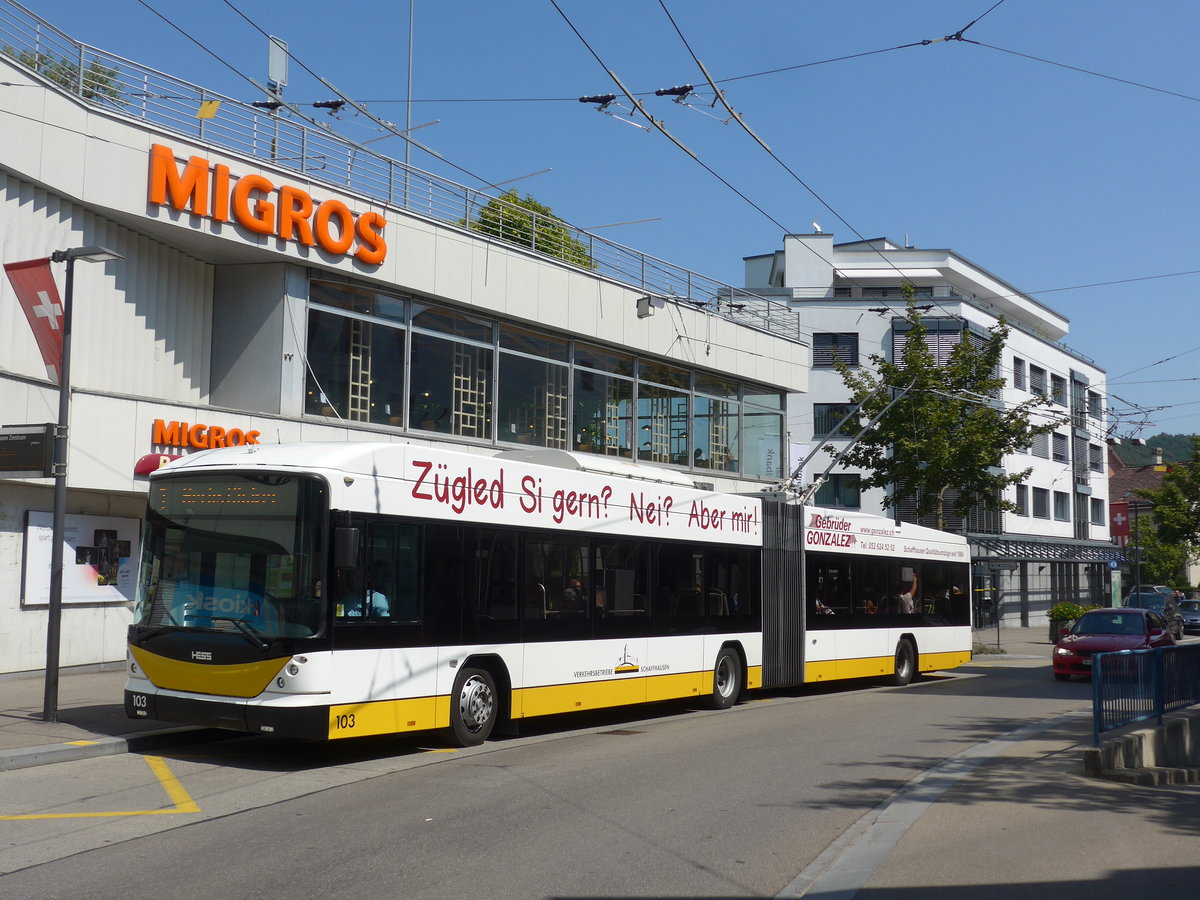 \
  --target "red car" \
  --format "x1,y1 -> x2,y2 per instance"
1052,608 -> 1176,681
